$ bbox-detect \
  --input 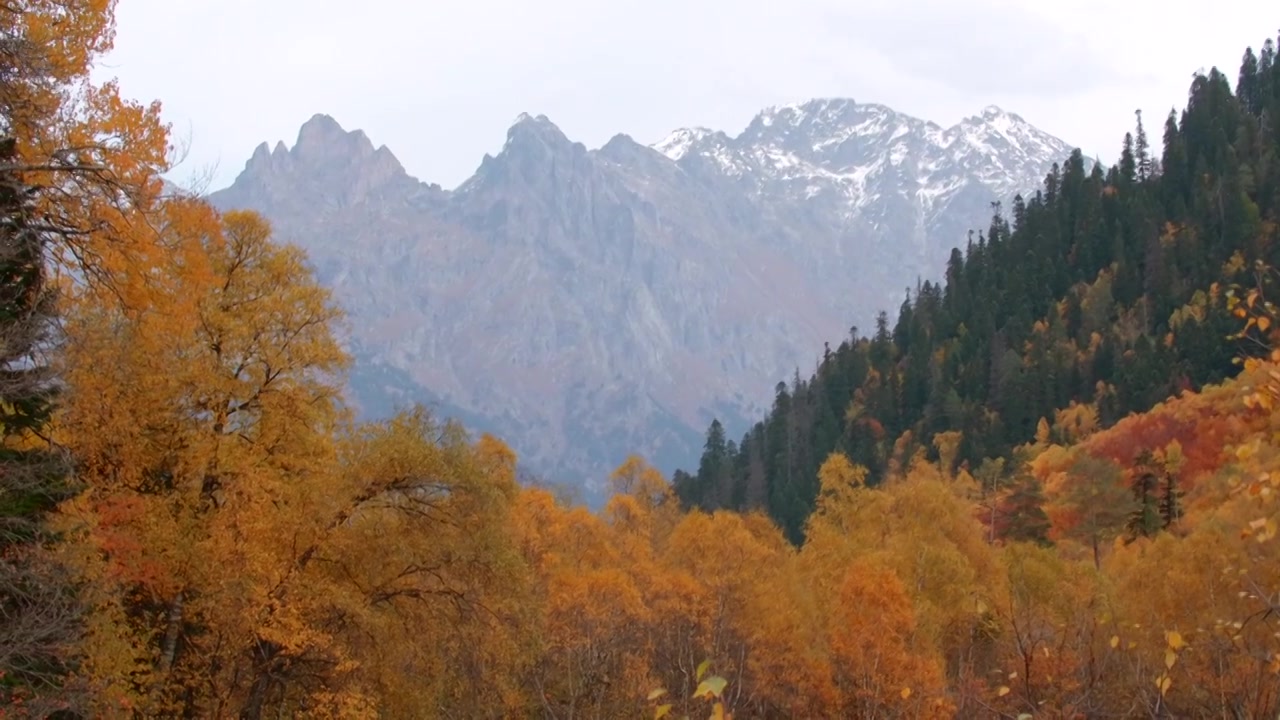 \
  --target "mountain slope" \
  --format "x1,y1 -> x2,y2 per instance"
675,70 -> 1270,541
208,101 -> 1083,499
